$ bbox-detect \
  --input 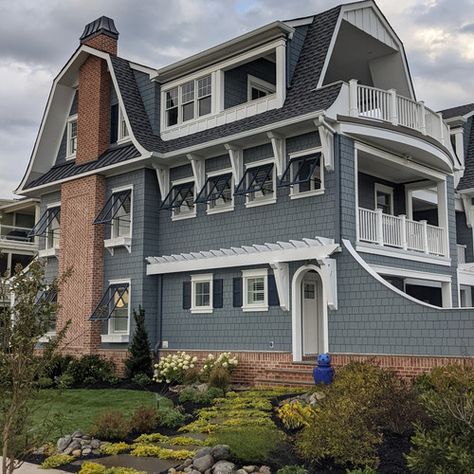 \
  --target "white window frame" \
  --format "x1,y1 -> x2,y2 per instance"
171,177 -> 196,221
104,185 -> 133,254
66,114 -> 78,160
244,158 -> 277,208
206,168 -> 234,215
288,147 -> 325,200
374,183 -> 394,215
191,273 -> 213,313
242,268 -> 268,312
101,278 -> 131,343
247,75 -> 276,102
39,202 -> 61,258
117,108 -> 130,144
